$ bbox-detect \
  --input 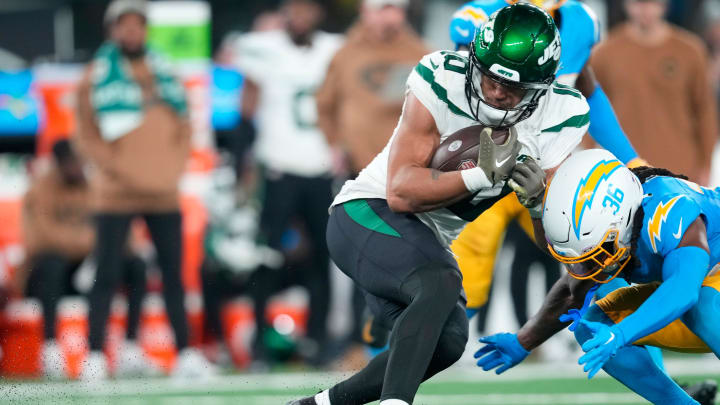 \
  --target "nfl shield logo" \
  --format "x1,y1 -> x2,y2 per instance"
458,159 -> 477,170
